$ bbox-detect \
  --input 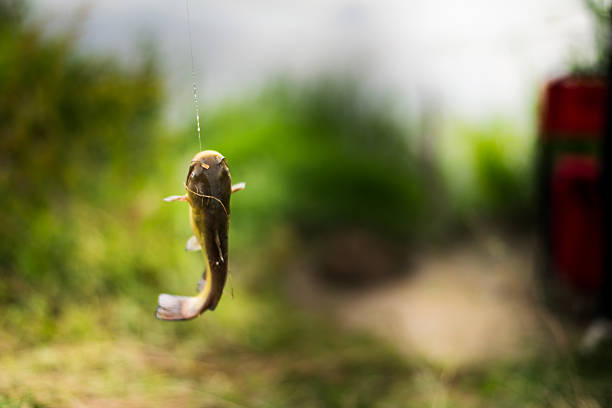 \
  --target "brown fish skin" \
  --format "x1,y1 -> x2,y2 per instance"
156,150 -> 238,321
